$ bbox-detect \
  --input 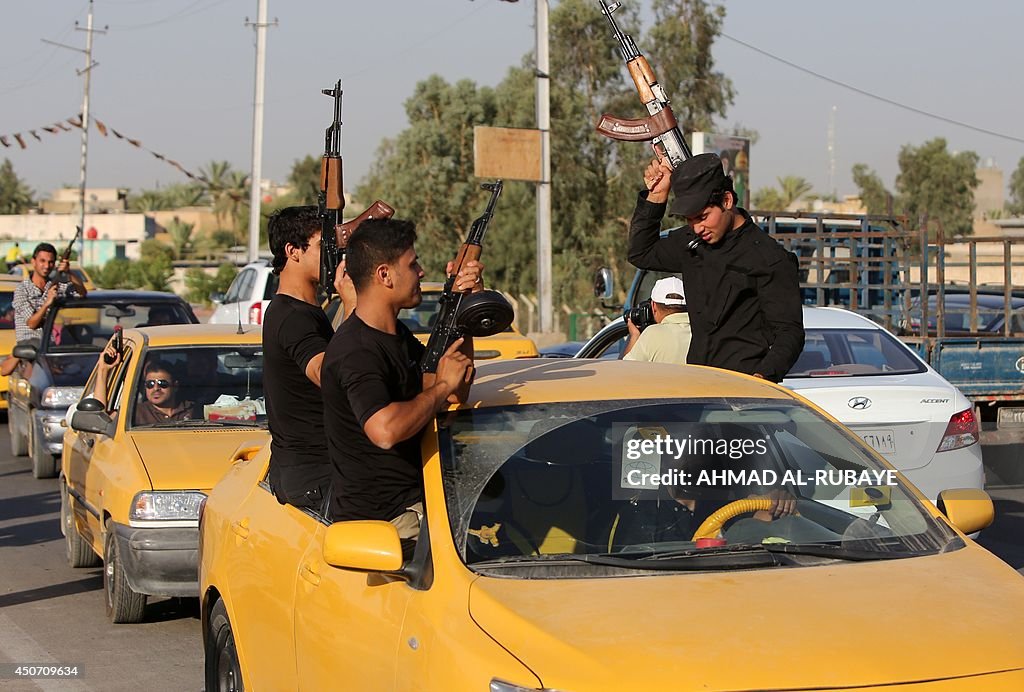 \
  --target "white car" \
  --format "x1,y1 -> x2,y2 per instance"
208,260 -> 278,326
574,306 -> 984,503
